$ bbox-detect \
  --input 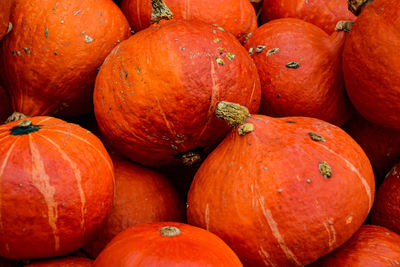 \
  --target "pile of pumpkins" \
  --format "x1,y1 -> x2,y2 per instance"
0,0 -> 399,266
